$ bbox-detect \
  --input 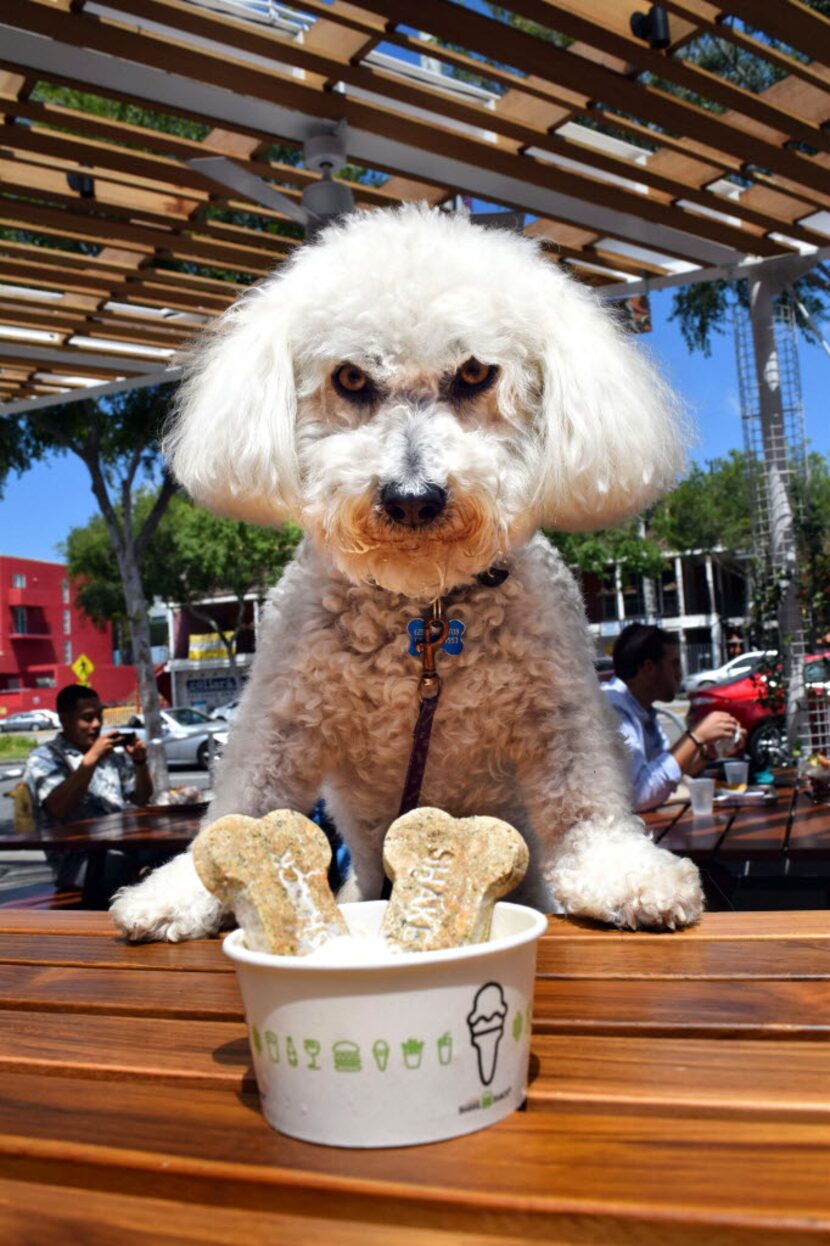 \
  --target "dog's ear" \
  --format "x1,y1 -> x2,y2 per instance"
164,288 -> 299,525
531,270 -> 686,531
